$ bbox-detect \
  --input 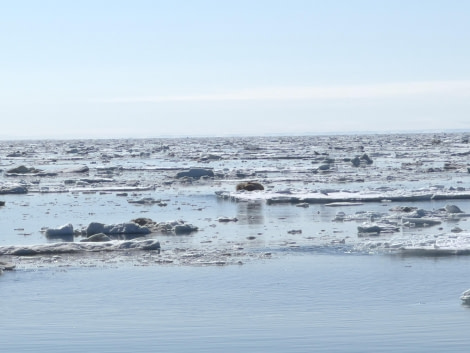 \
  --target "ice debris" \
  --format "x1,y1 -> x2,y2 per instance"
131,218 -> 199,235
